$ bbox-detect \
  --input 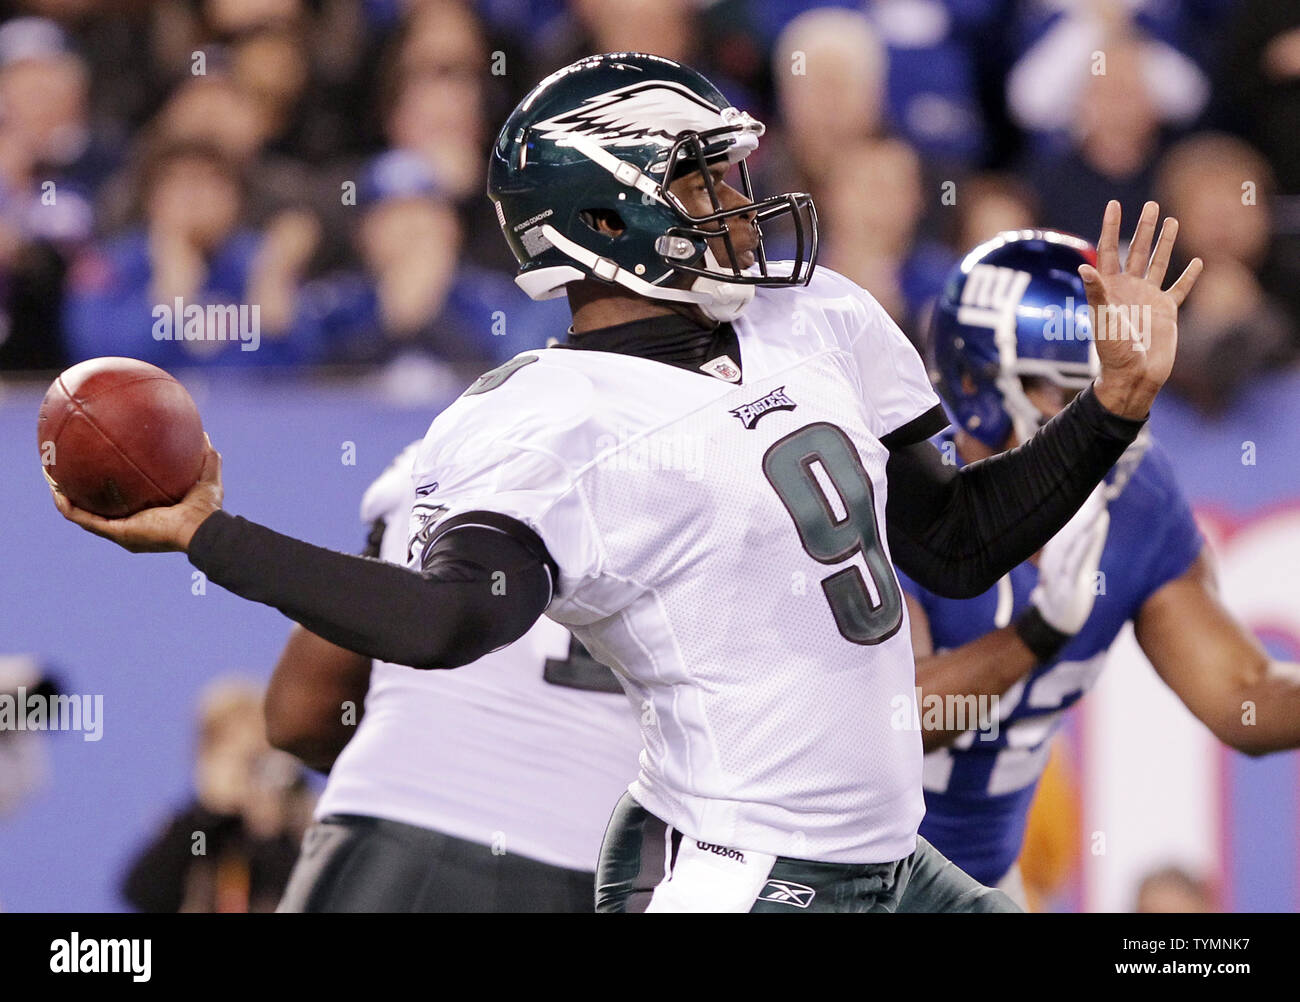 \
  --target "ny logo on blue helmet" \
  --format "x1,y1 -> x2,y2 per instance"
929,230 -> 1100,448
488,53 -> 818,323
